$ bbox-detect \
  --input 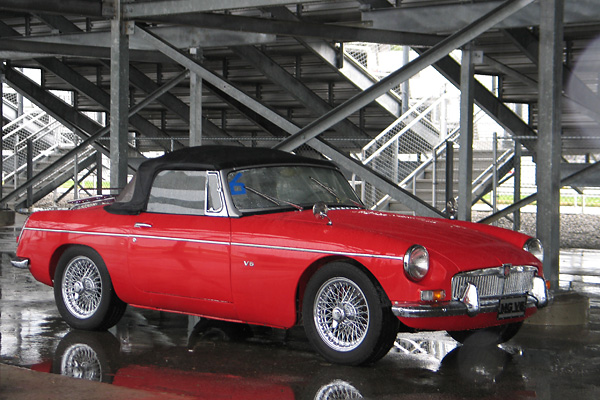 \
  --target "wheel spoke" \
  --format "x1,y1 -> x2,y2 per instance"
62,256 -> 103,319
313,277 -> 370,352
